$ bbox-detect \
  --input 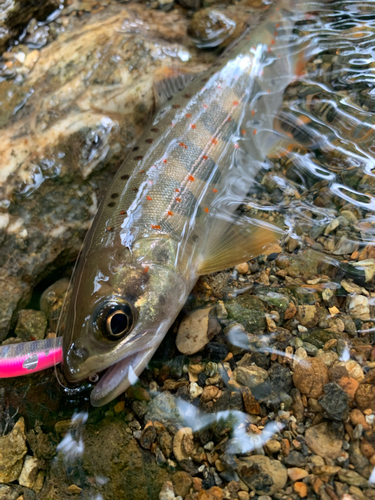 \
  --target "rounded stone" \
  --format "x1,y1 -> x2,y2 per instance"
176,308 -> 220,355
235,366 -> 268,389
237,455 -> 287,496
305,422 -> 343,460
293,357 -> 329,399
172,471 -> 193,498
355,384 -> 375,412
